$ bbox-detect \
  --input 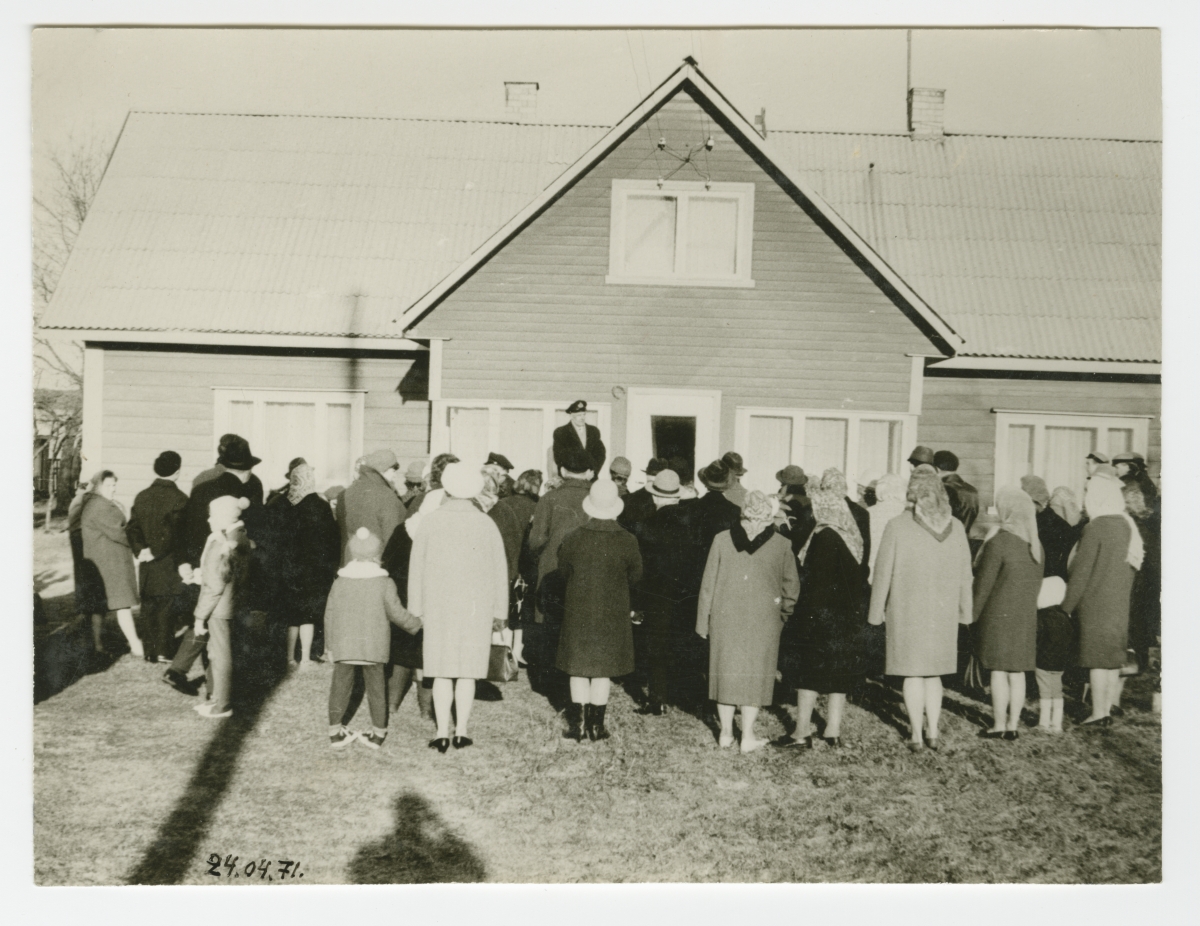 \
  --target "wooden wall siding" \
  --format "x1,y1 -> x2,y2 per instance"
100,349 -> 429,508
418,91 -> 934,454
920,375 -> 1161,504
